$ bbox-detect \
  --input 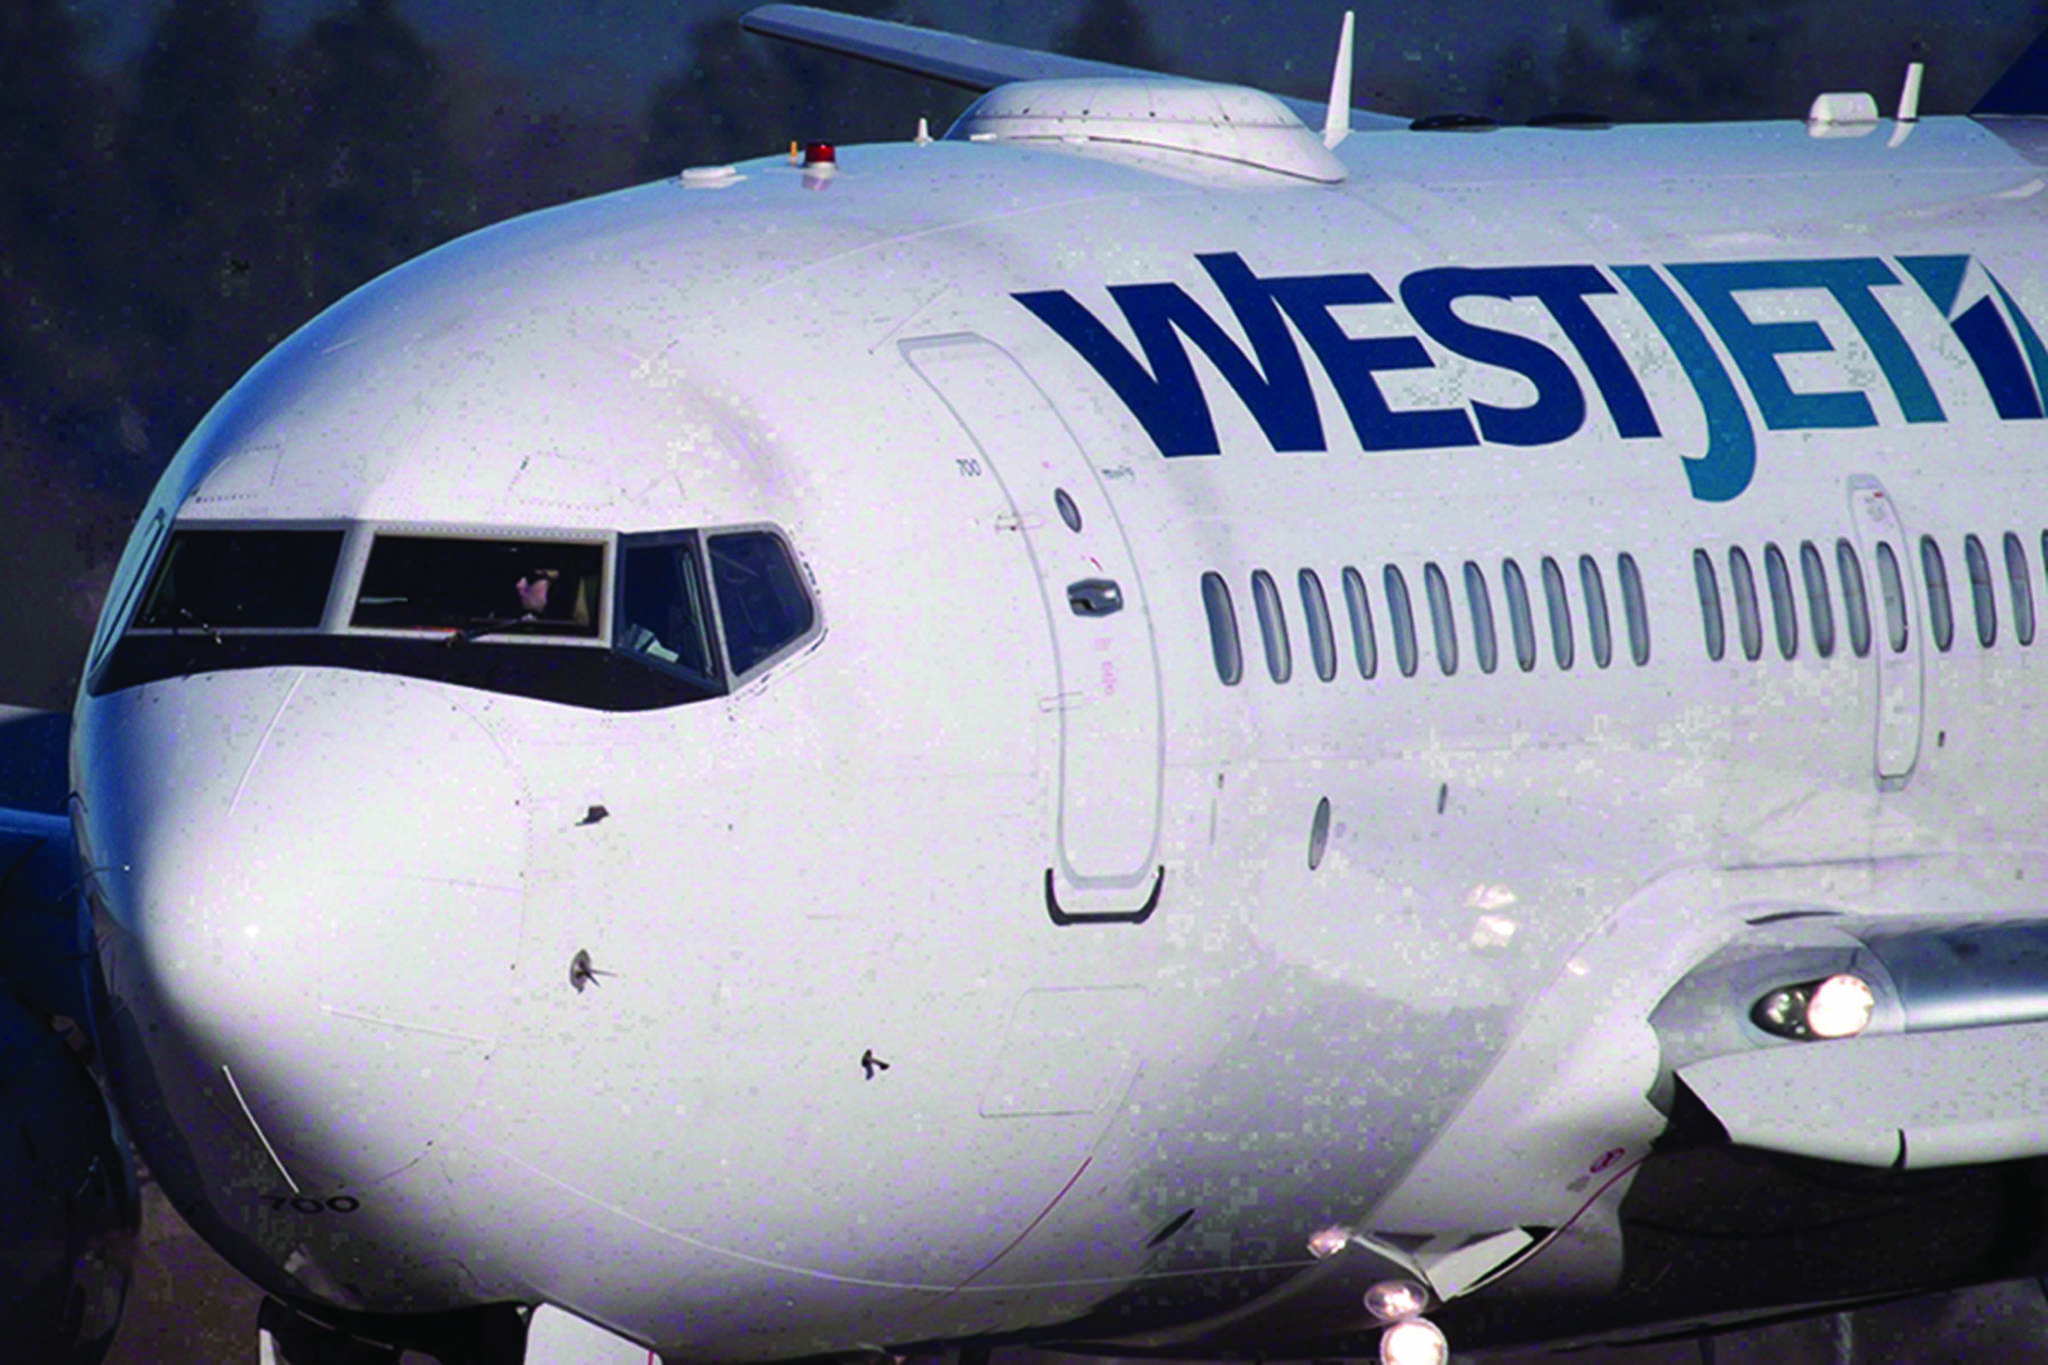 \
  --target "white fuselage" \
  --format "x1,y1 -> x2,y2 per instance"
72,114 -> 2048,1357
